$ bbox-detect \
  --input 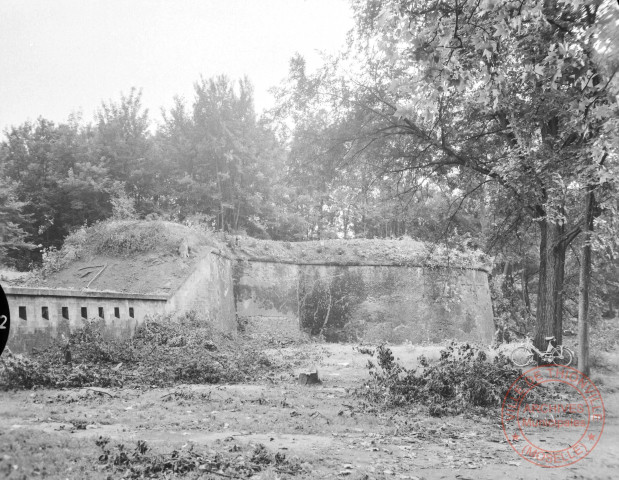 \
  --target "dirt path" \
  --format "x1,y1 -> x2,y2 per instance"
1,344 -> 617,479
